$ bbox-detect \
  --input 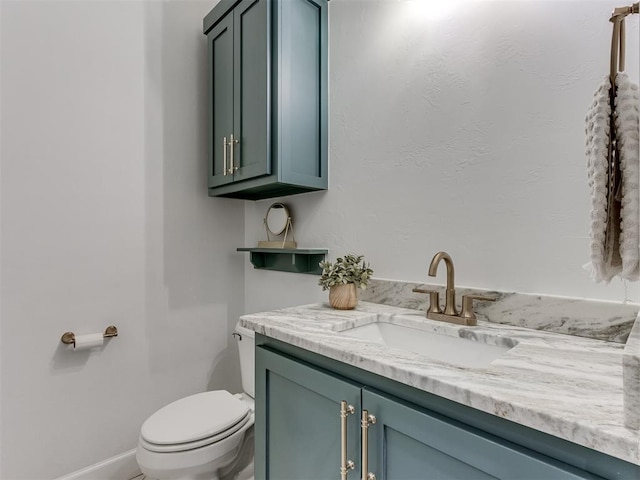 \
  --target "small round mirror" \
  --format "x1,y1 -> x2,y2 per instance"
265,203 -> 290,236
